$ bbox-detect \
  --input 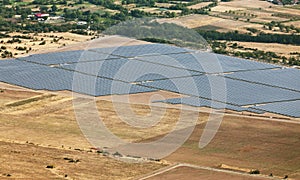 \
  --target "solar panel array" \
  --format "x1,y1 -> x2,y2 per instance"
136,52 -> 279,73
154,97 -> 264,114
0,60 -> 38,72
90,44 -> 194,57
142,75 -> 300,106
1,43 -> 300,117
61,58 -> 201,82
0,60 -> 154,96
225,68 -> 300,92
251,100 -> 300,118
0,61 -> 73,90
18,50 -> 118,65
72,73 -> 155,96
